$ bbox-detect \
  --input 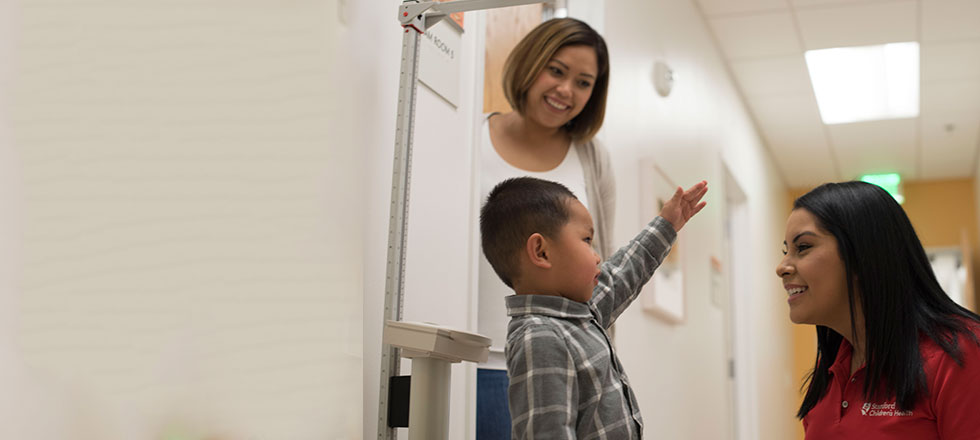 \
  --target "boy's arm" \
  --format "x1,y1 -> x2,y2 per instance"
507,326 -> 579,439
589,216 -> 675,328
590,180 -> 706,328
